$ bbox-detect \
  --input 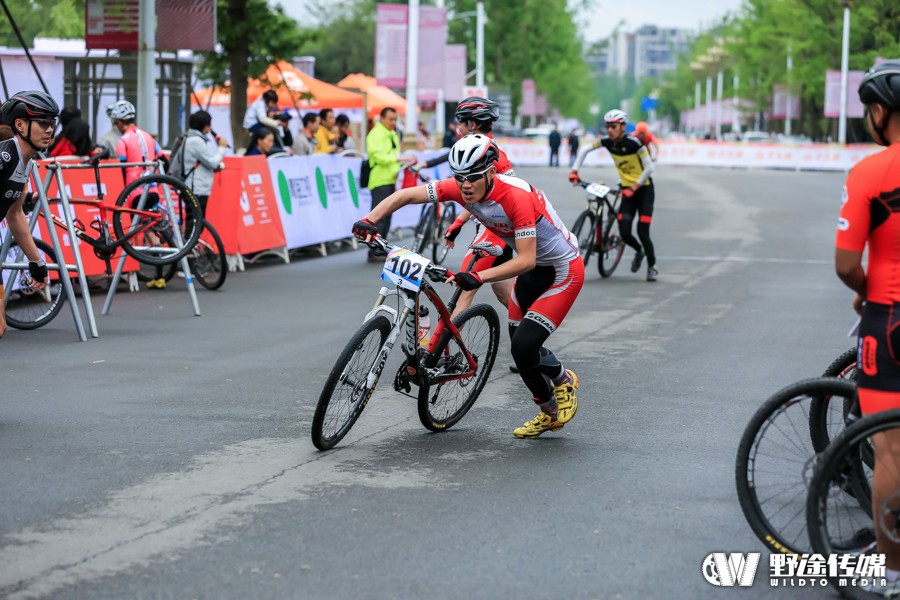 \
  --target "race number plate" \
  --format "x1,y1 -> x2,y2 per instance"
586,183 -> 611,198
381,248 -> 430,292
